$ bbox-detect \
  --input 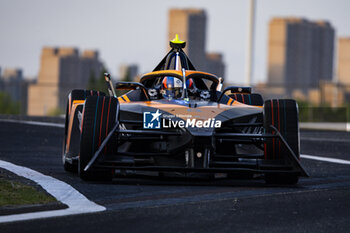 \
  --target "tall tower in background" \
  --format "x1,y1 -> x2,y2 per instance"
267,18 -> 335,95
168,9 -> 207,70
119,64 -> 139,82
310,21 -> 335,87
337,38 -> 350,88
168,8 -> 225,78
28,47 -> 102,116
